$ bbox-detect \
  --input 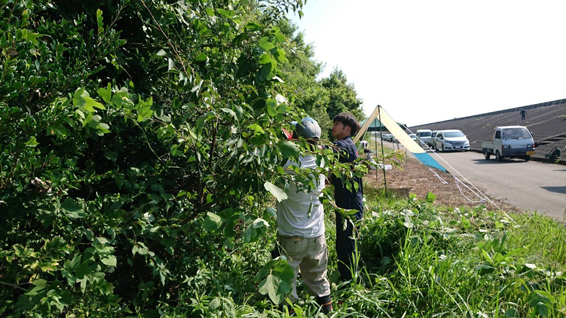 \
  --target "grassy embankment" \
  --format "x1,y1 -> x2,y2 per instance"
184,144 -> 566,317
318,188 -> 566,317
